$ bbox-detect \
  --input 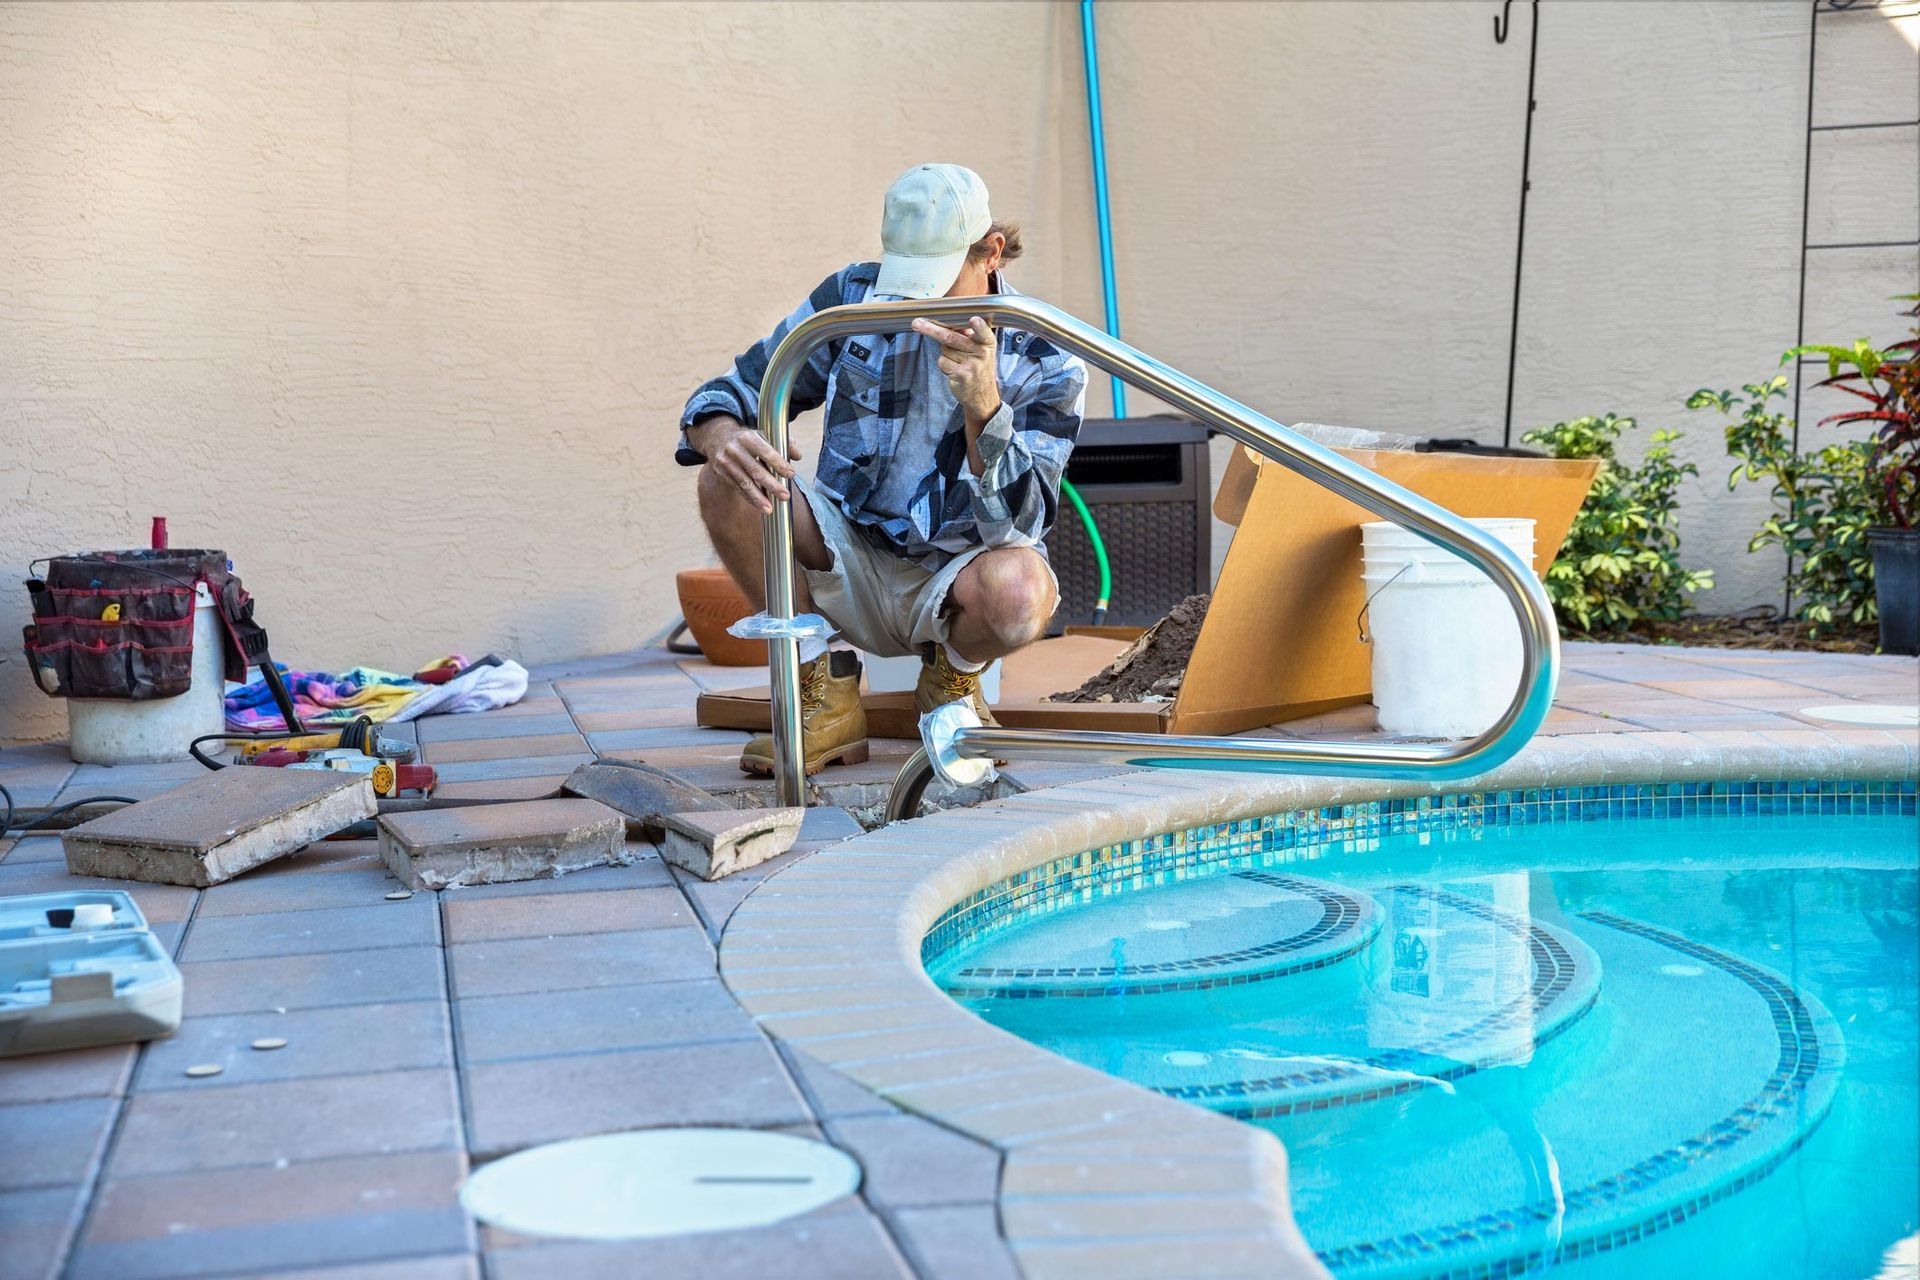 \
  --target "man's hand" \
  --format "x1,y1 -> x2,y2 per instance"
913,316 -> 1002,427
688,415 -> 801,515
